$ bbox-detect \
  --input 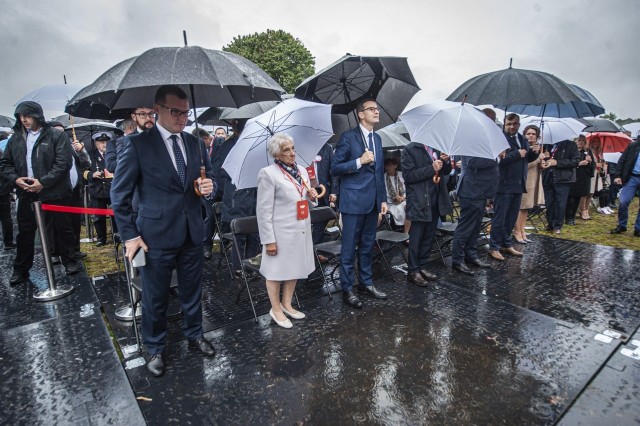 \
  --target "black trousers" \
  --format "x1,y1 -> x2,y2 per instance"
452,197 -> 486,265
543,183 -> 571,231
15,194 -> 76,273
407,214 -> 438,273
0,193 -> 14,245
